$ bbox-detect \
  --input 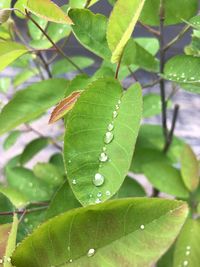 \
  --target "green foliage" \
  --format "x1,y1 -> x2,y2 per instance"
0,1 -> 199,266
